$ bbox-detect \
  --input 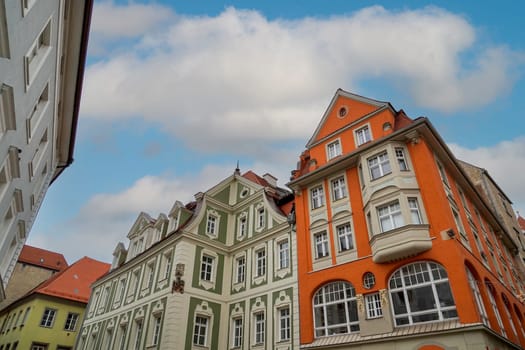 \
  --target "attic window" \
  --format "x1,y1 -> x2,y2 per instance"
338,106 -> 348,118
240,188 -> 249,198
